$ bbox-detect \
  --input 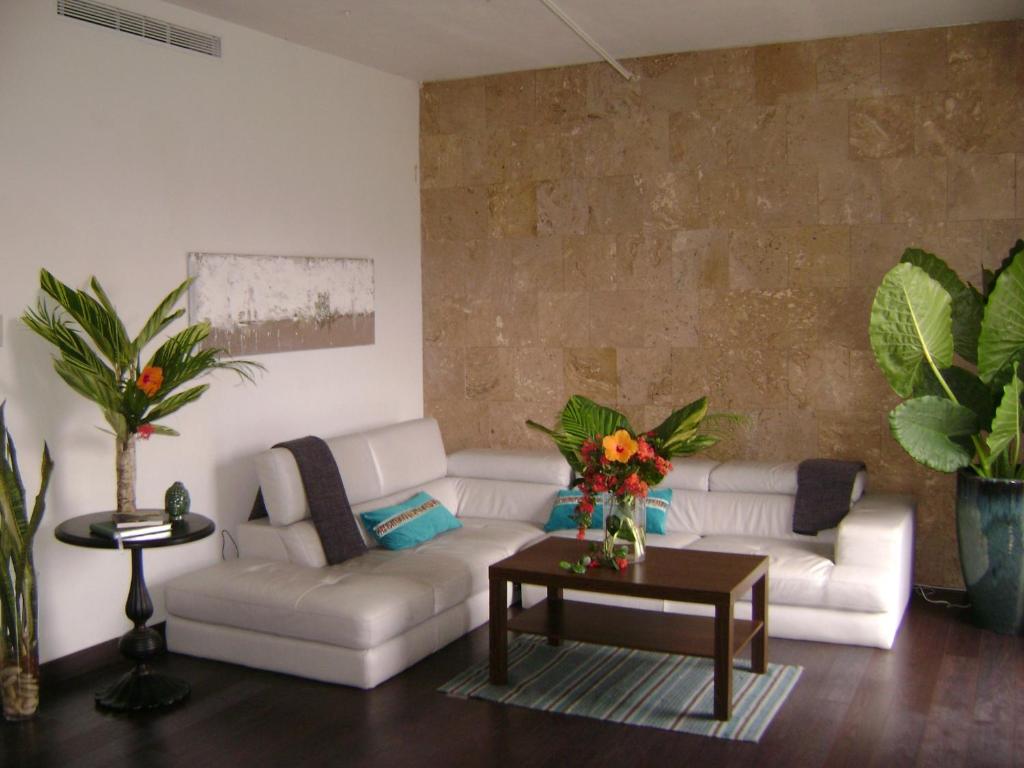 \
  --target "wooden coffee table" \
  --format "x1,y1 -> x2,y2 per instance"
489,538 -> 769,720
